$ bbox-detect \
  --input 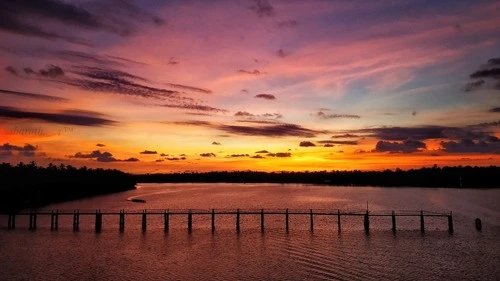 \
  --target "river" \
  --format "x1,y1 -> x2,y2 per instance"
1,183 -> 499,280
